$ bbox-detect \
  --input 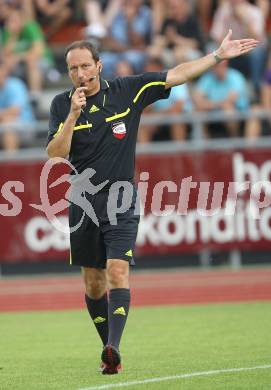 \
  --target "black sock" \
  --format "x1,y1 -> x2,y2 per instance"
108,288 -> 130,349
85,293 -> 108,346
